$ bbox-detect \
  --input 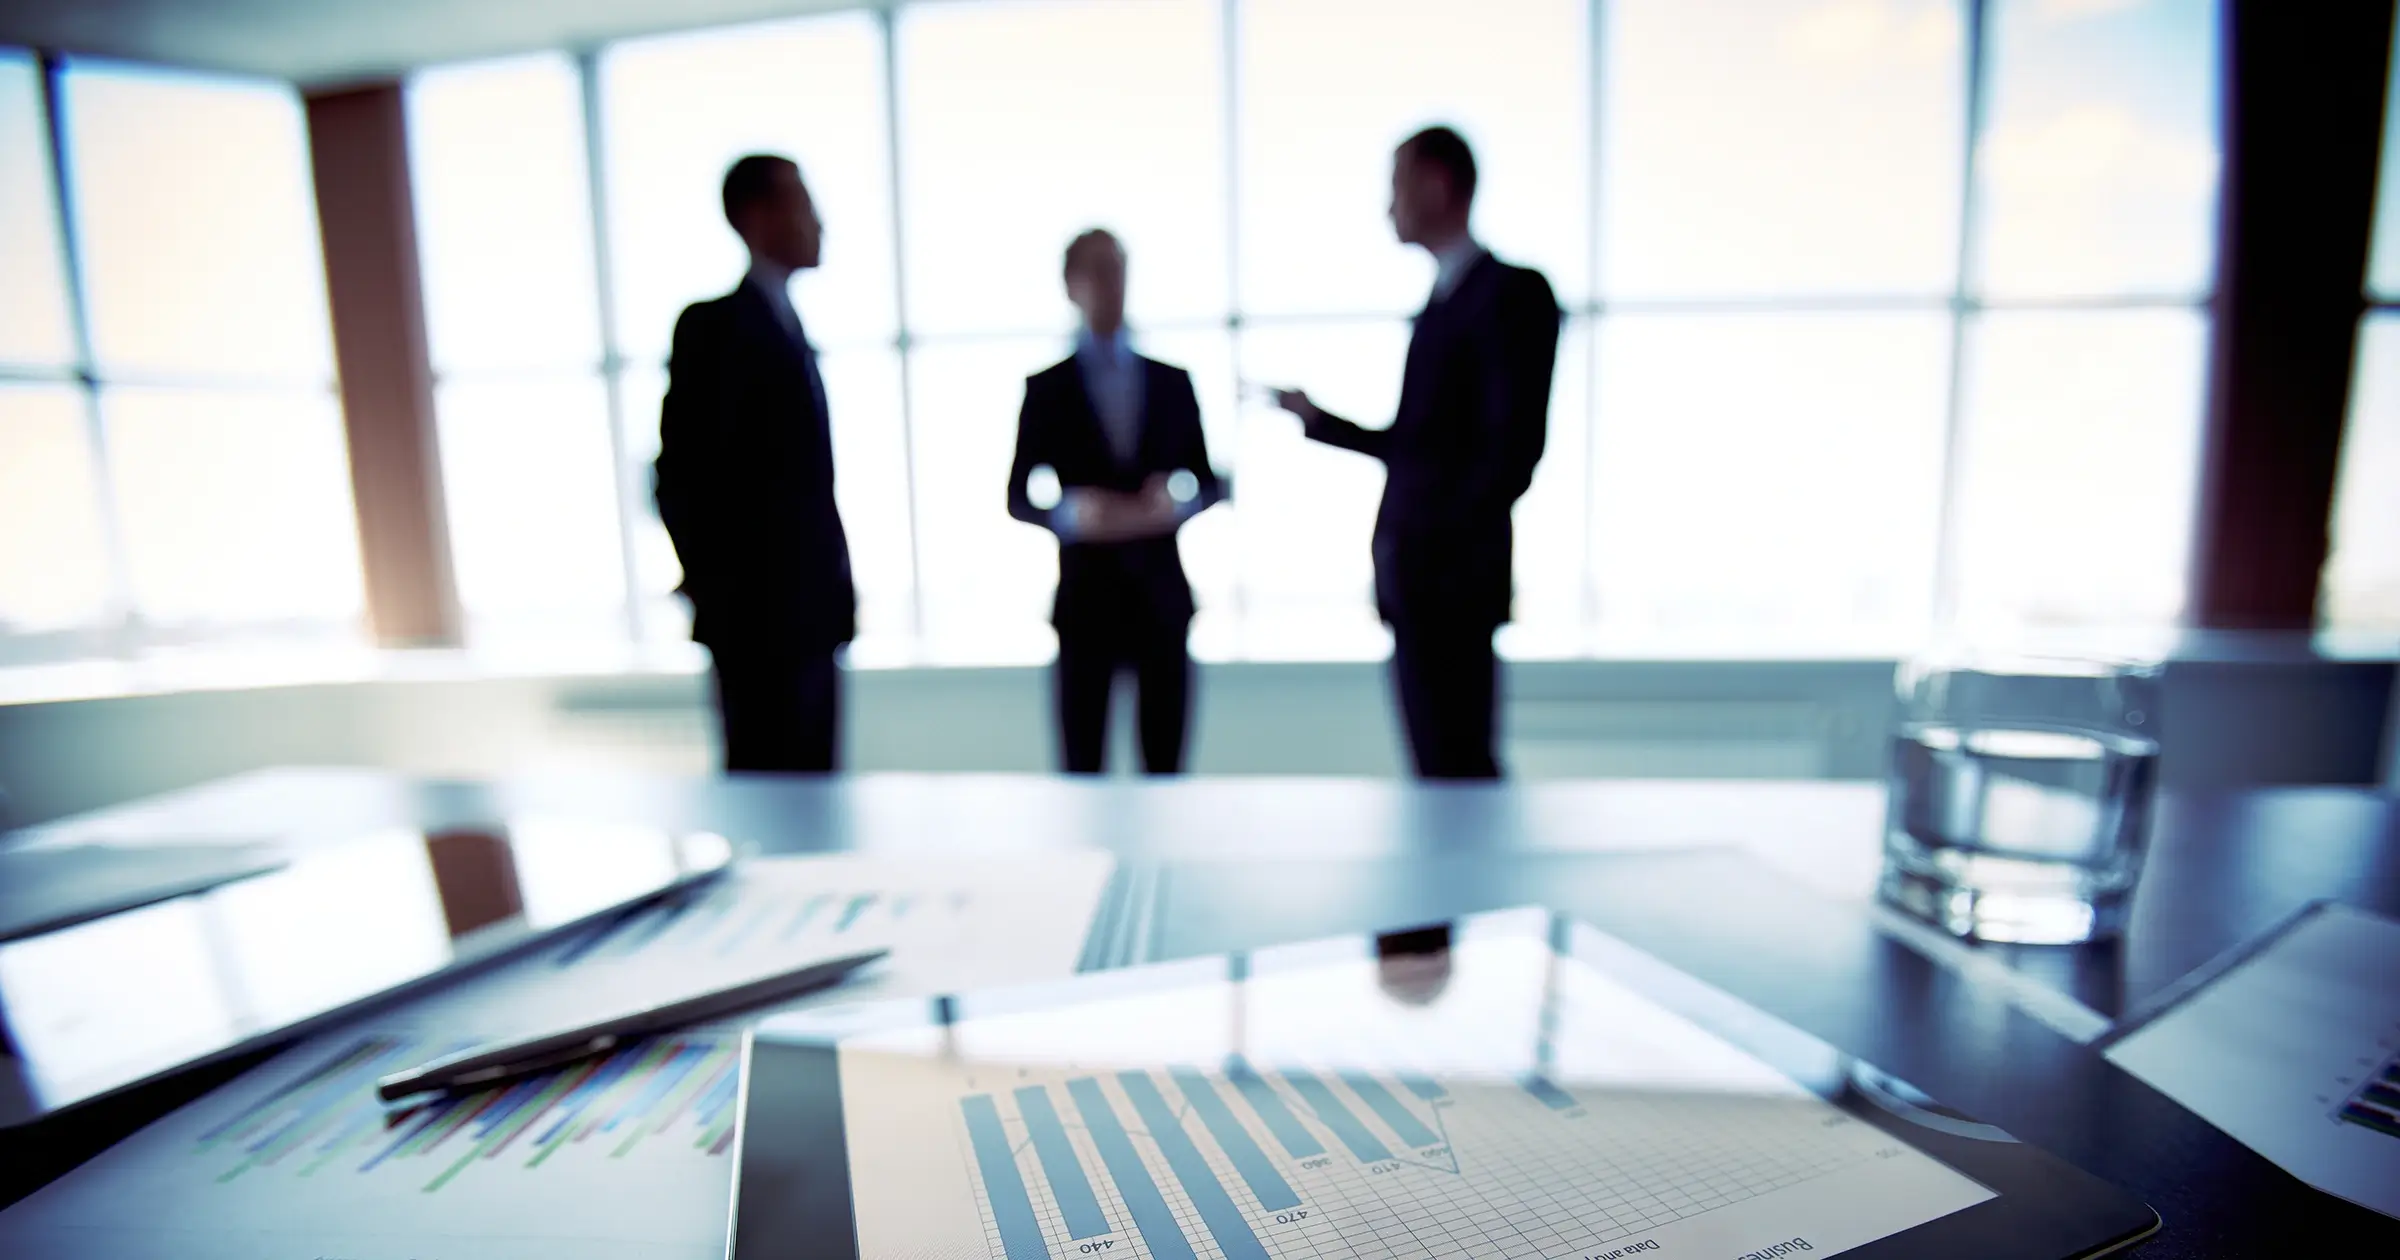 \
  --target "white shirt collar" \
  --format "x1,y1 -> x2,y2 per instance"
1076,324 -> 1134,366
1430,235 -> 1485,302
746,255 -> 796,302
